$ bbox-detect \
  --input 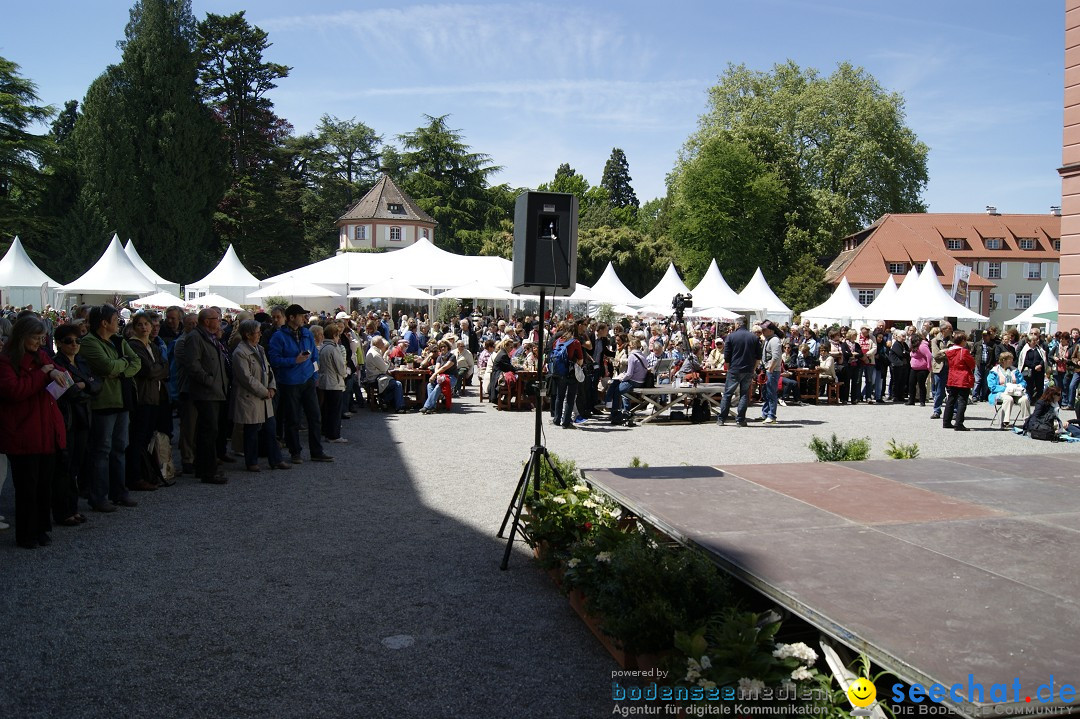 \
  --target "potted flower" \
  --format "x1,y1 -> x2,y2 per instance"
403,353 -> 417,368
